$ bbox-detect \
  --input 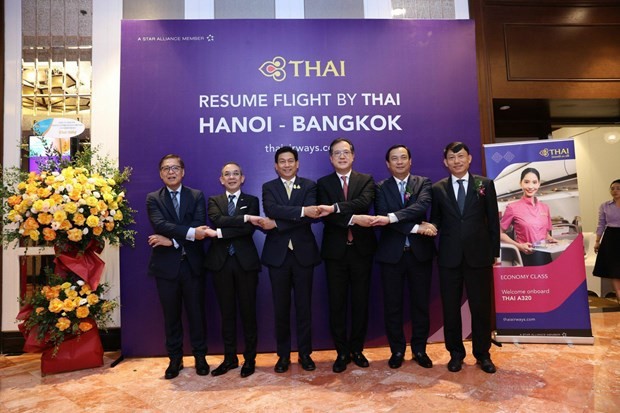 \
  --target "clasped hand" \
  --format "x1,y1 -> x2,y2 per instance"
247,215 -> 276,230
